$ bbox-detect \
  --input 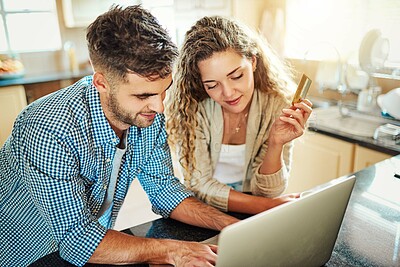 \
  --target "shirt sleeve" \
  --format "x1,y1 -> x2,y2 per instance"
22,122 -> 106,267
250,140 -> 293,197
247,92 -> 292,197
137,115 -> 194,218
